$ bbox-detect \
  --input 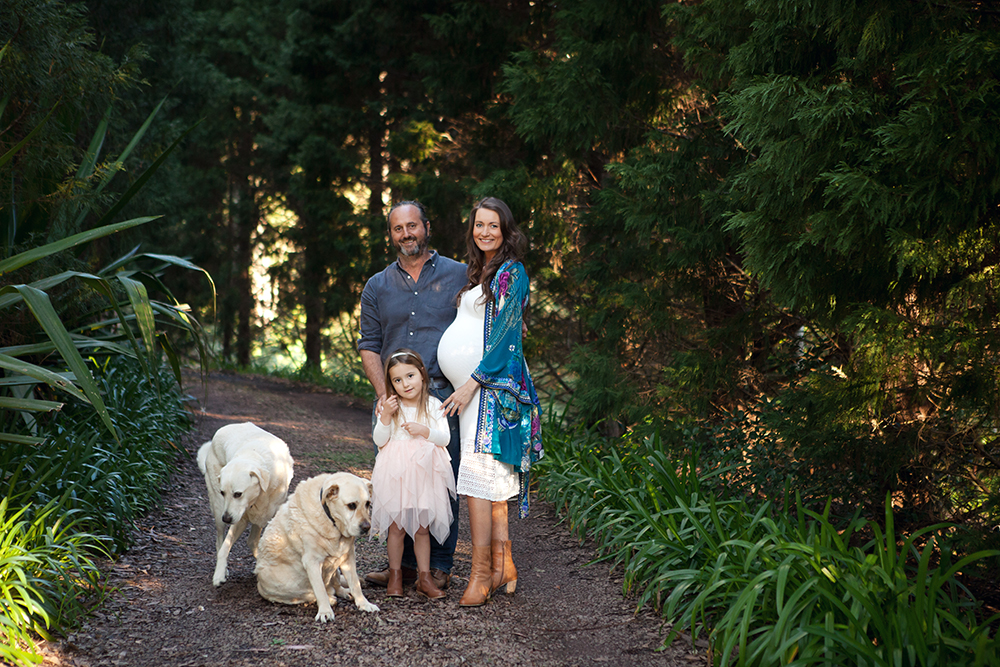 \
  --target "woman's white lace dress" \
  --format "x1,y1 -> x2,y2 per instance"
437,285 -> 519,501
